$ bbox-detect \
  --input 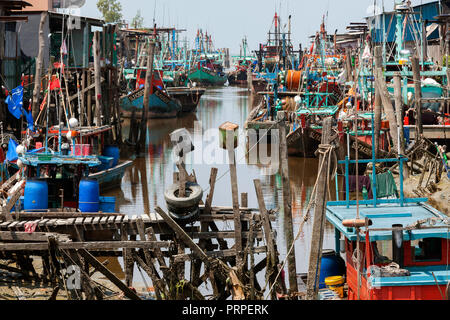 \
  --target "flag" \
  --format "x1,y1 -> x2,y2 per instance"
6,139 -> 18,162
61,39 -> 68,56
23,108 -> 34,131
6,85 -> 24,119
49,77 -> 61,91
